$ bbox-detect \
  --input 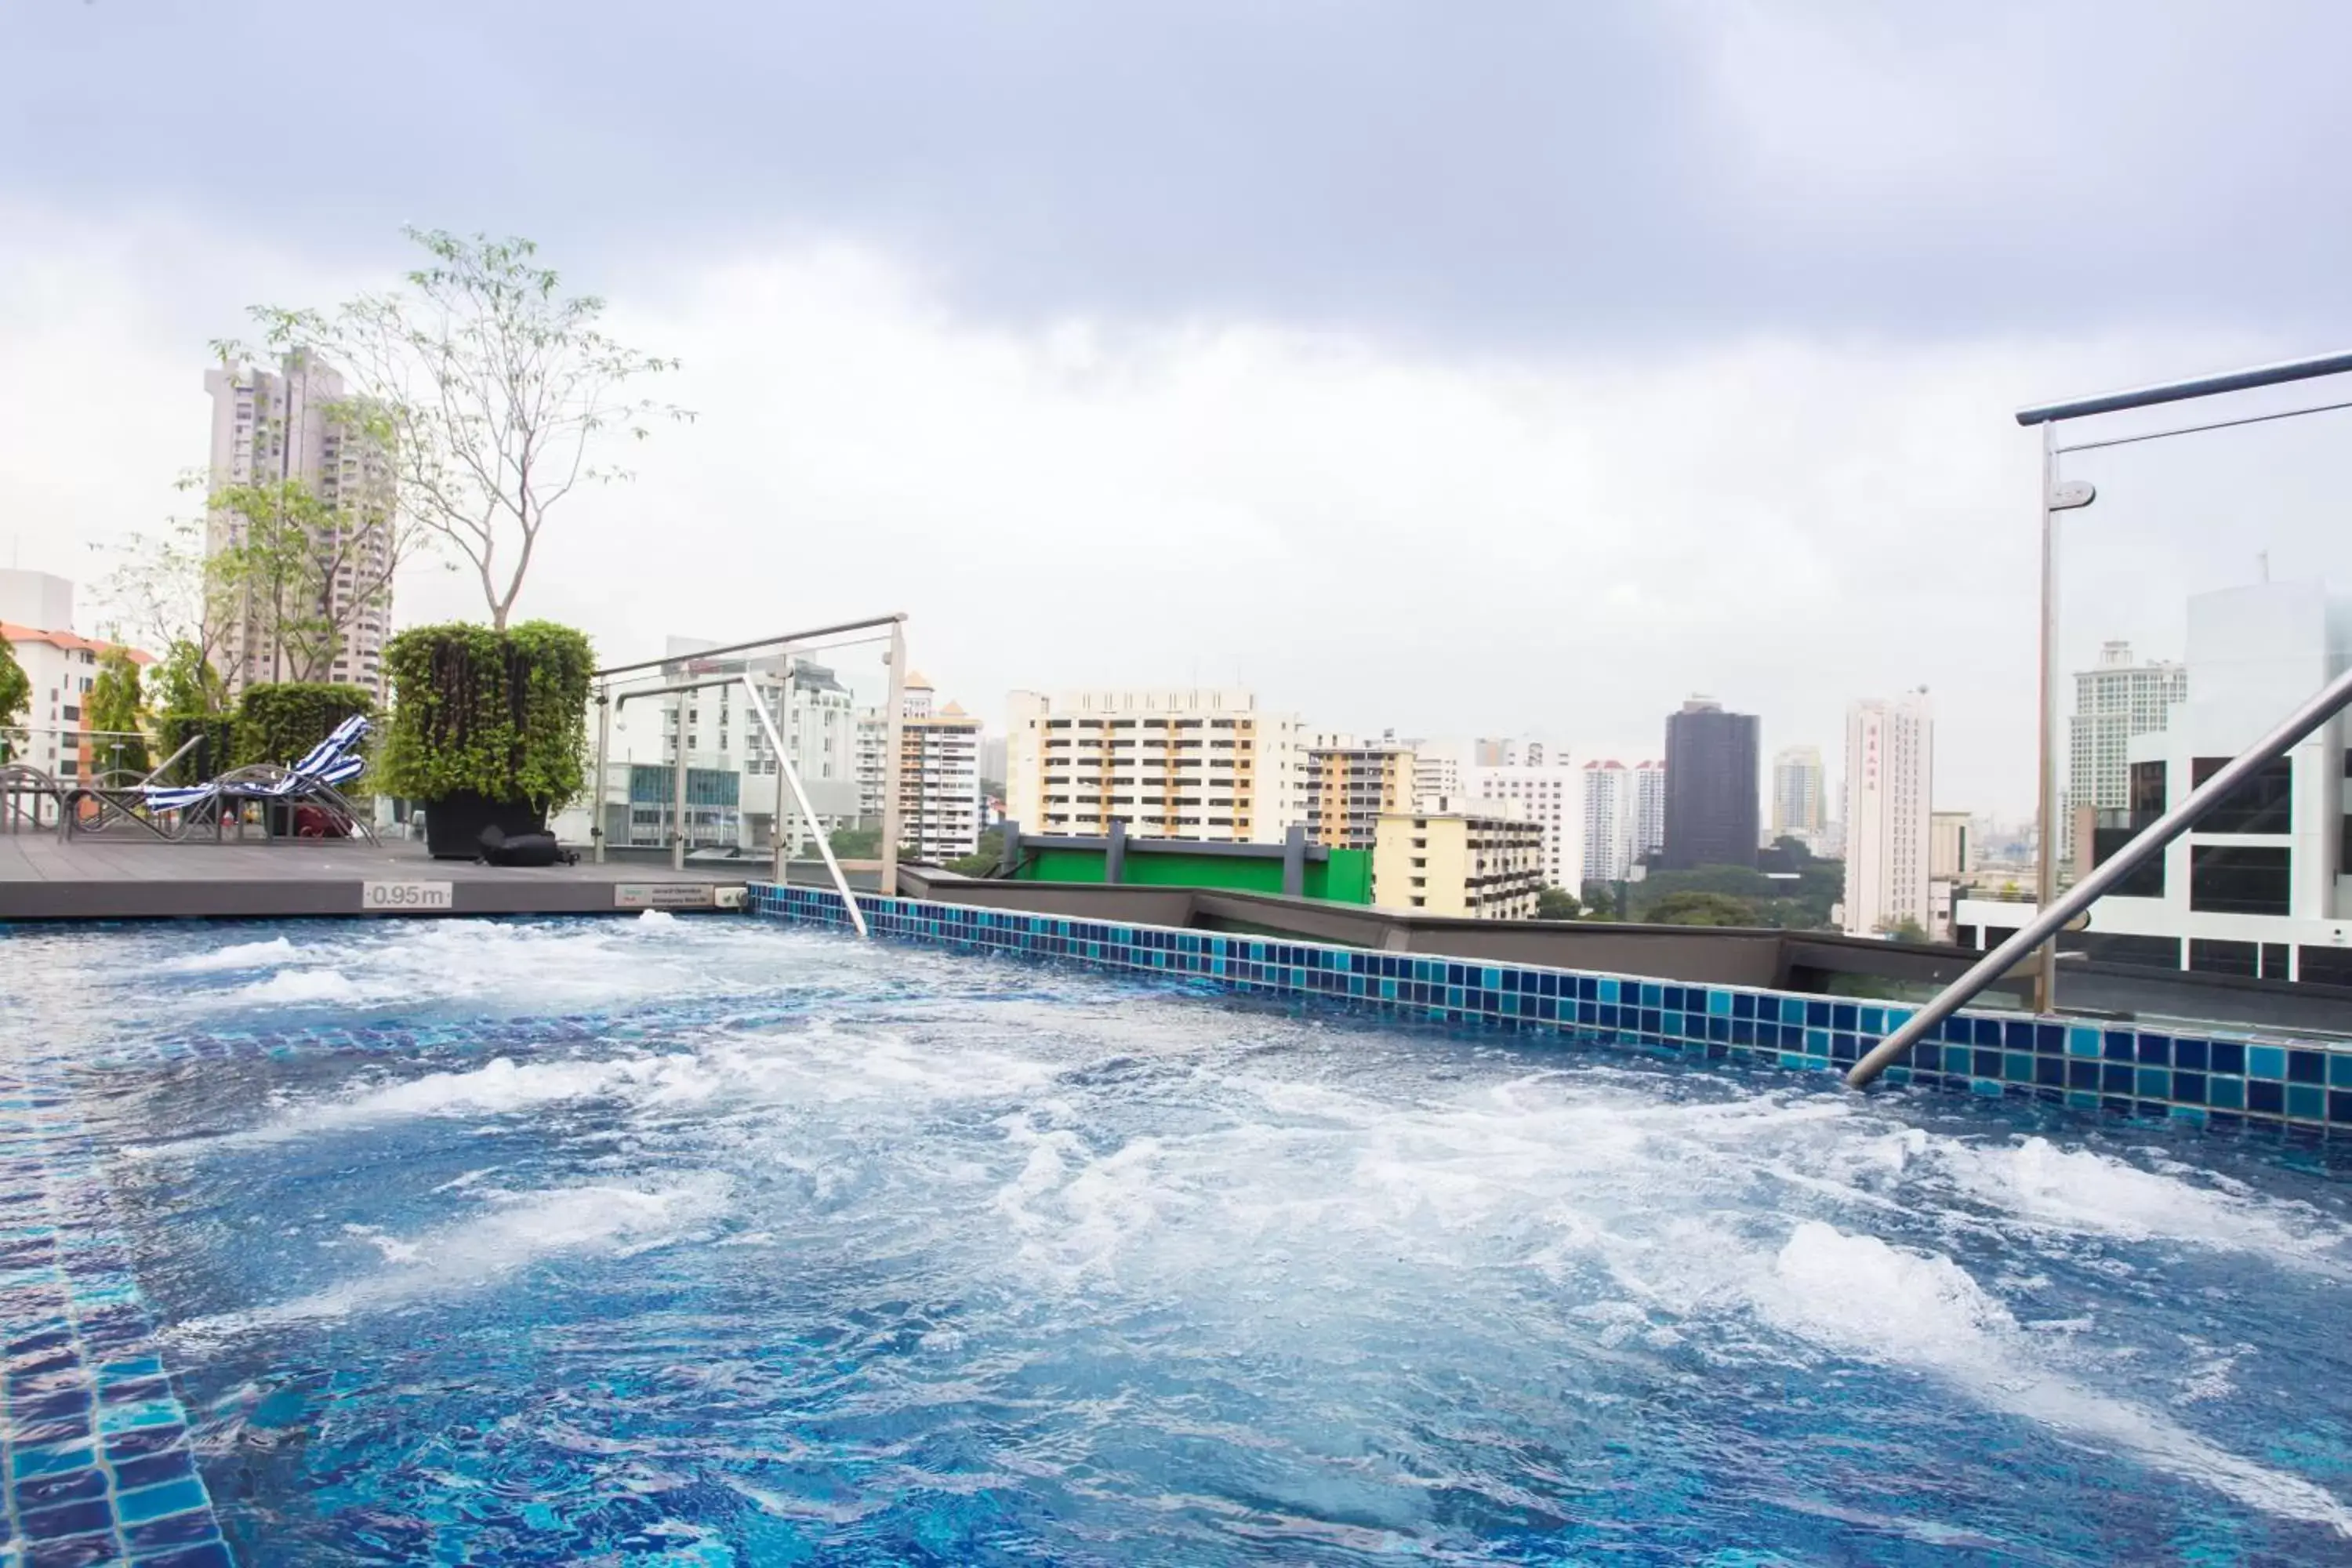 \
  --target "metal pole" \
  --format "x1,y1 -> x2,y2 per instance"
1849,659 -> 2352,1087
740,678 -> 868,936
786,658 -> 804,888
671,690 -> 689,873
2033,419 -> 2060,1013
880,621 -> 907,895
592,684 -> 611,864
592,612 -> 906,679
